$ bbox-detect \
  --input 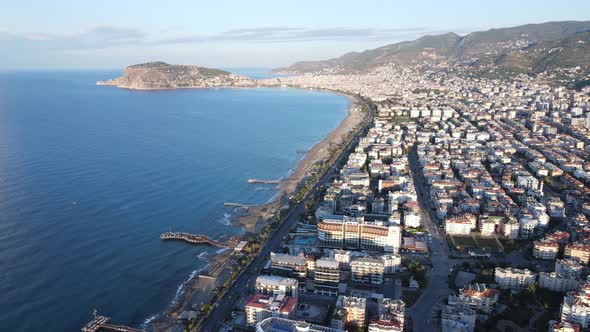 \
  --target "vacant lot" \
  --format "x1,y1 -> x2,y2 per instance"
474,236 -> 504,250
450,235 -> 478,248
450,234 -> 503,251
